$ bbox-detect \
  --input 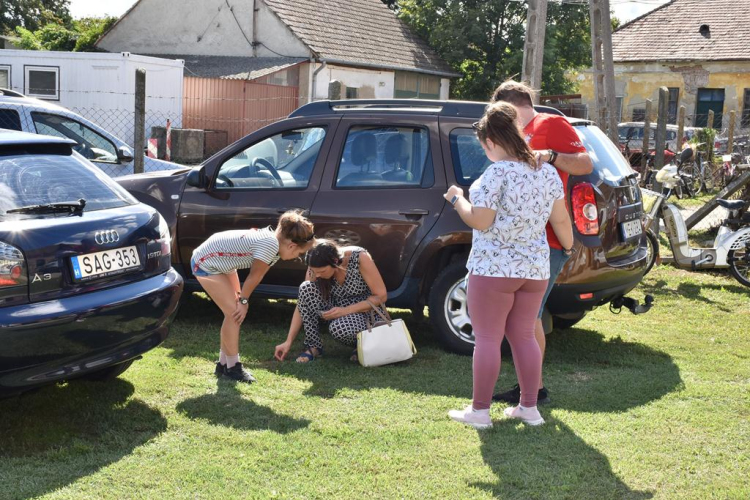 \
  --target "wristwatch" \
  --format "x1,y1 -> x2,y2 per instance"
450,194 -> 459,206
238,296 -> 249,305
548,150 -> 558,165
563,246 -> 574,256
